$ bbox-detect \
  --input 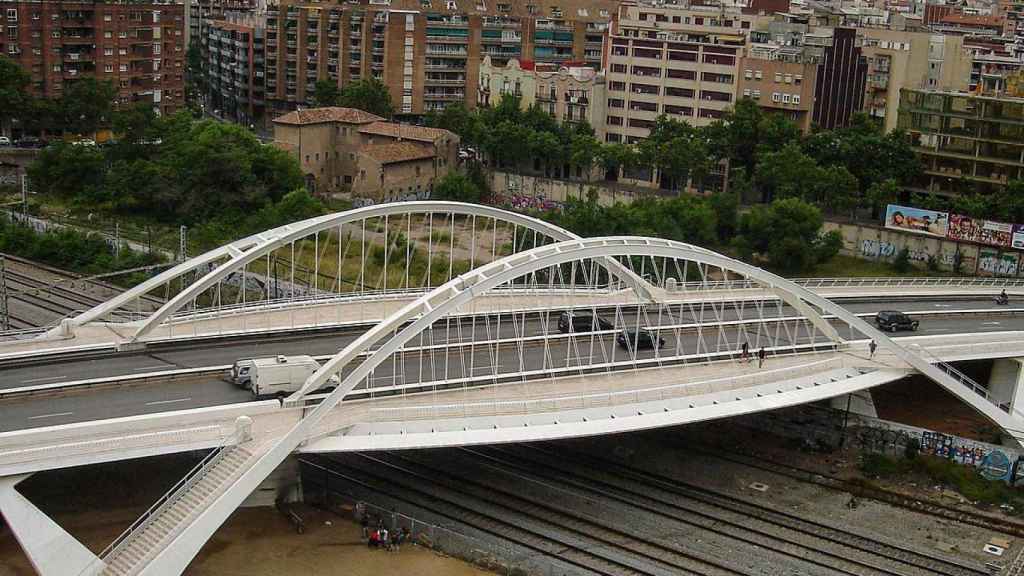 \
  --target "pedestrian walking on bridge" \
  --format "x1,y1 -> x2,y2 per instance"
757,347 -> 766,368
